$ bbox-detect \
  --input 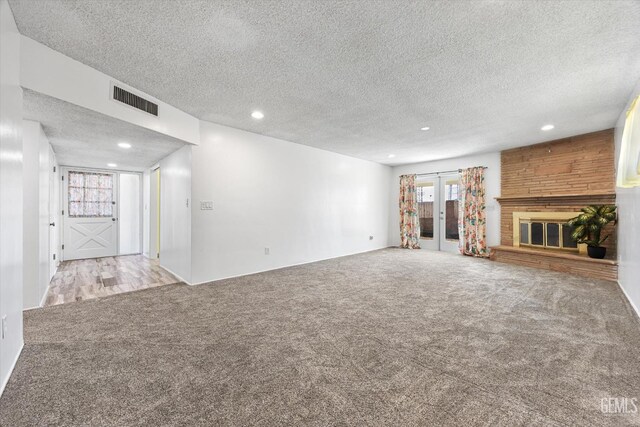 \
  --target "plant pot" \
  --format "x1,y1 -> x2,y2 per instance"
587,246 -> 606,259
